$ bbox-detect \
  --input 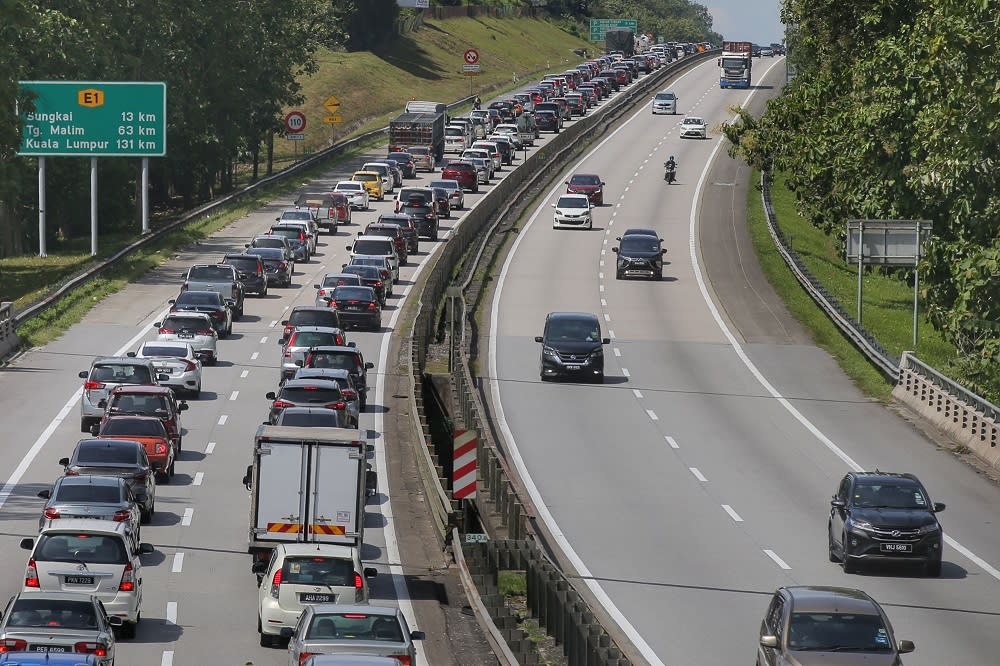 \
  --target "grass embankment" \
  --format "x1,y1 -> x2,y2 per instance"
3,15 -> 592,345
747,171 -> 959,400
